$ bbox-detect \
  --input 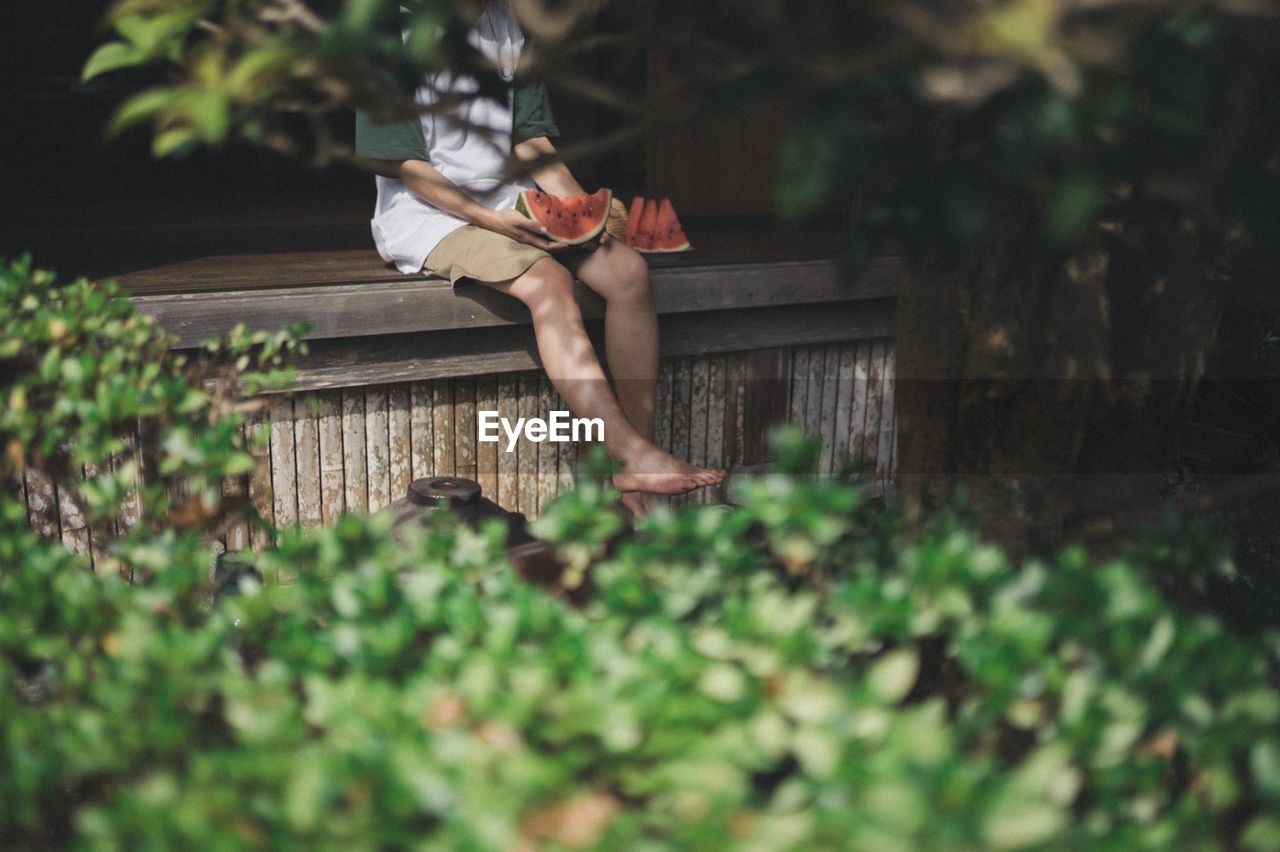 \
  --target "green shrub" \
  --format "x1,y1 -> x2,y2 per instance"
2,261 -> 1279,849
0,256 -> 302,551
